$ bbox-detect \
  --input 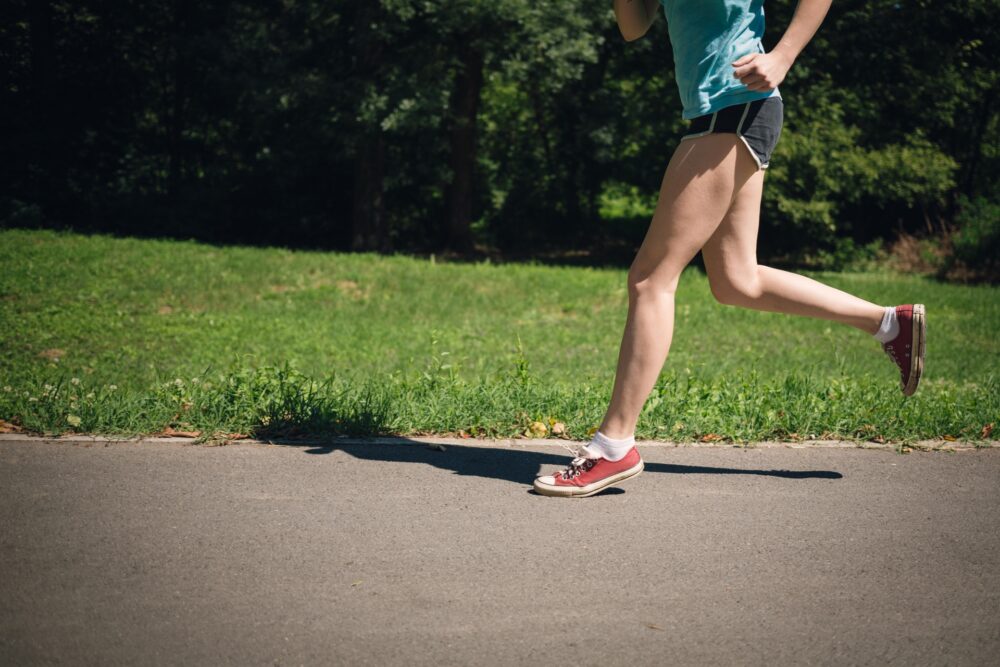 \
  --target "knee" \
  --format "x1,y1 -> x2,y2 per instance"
627,264 -> 680,298
708,269 -> 762,306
